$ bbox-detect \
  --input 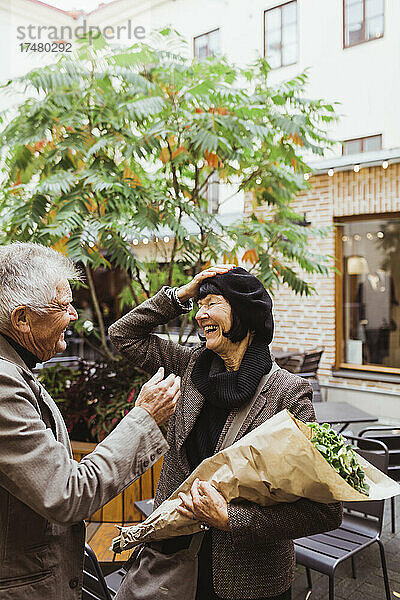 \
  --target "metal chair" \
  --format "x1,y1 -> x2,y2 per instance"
282,347 -> 324,402
83,543 -> 116,600
104,566 -> 127,598
360,426 -> 400,533
283,346 -> 325,376
295,436 -> 391,600
300,373 -> 322,402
